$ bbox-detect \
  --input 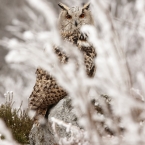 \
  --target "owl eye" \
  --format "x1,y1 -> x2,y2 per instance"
66,14 -> 72,19
79,13 -> 85,18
